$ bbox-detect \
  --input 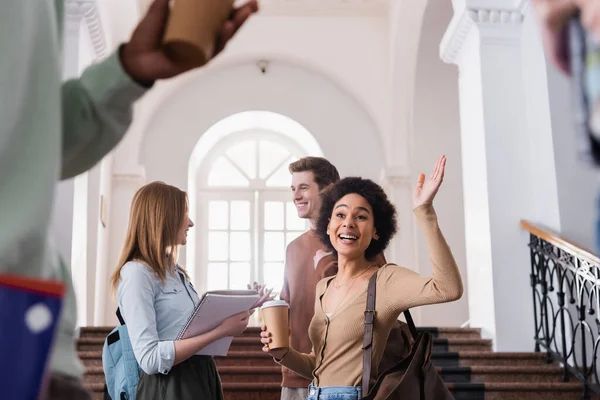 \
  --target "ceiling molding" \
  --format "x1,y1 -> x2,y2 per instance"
256,0 -> 388,17
137,0 -> 389,17
65,0 -> 108,60
440,4 -> 526,65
